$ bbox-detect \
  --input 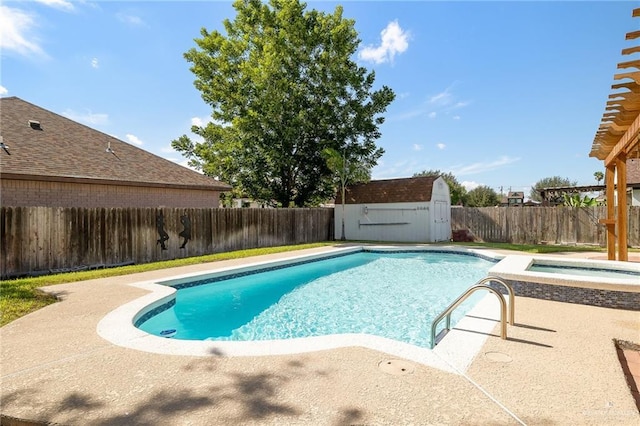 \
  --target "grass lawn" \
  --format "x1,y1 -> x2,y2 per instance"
0,242 -> 334,327
0,241 -> 626,327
